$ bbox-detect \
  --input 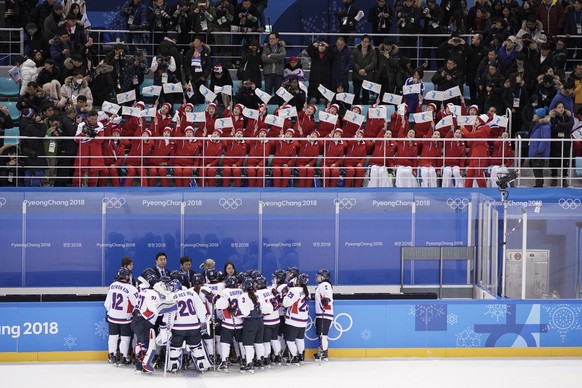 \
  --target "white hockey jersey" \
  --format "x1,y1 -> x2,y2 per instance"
240,290 -> 273,320
215,288 -> 250,330
283,286 -> 309,328
256,288 -> 278,325
314,281 -> 334,320
104,281 -> 139,324
135,288 -> 168,324
170,288 -> 208,331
